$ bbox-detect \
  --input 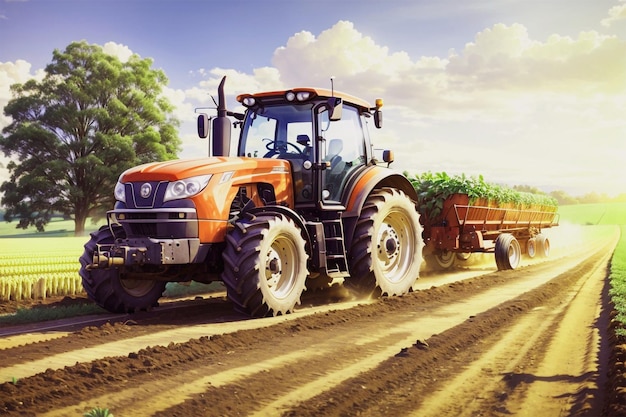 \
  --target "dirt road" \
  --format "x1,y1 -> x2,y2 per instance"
0,225 -> 623,416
